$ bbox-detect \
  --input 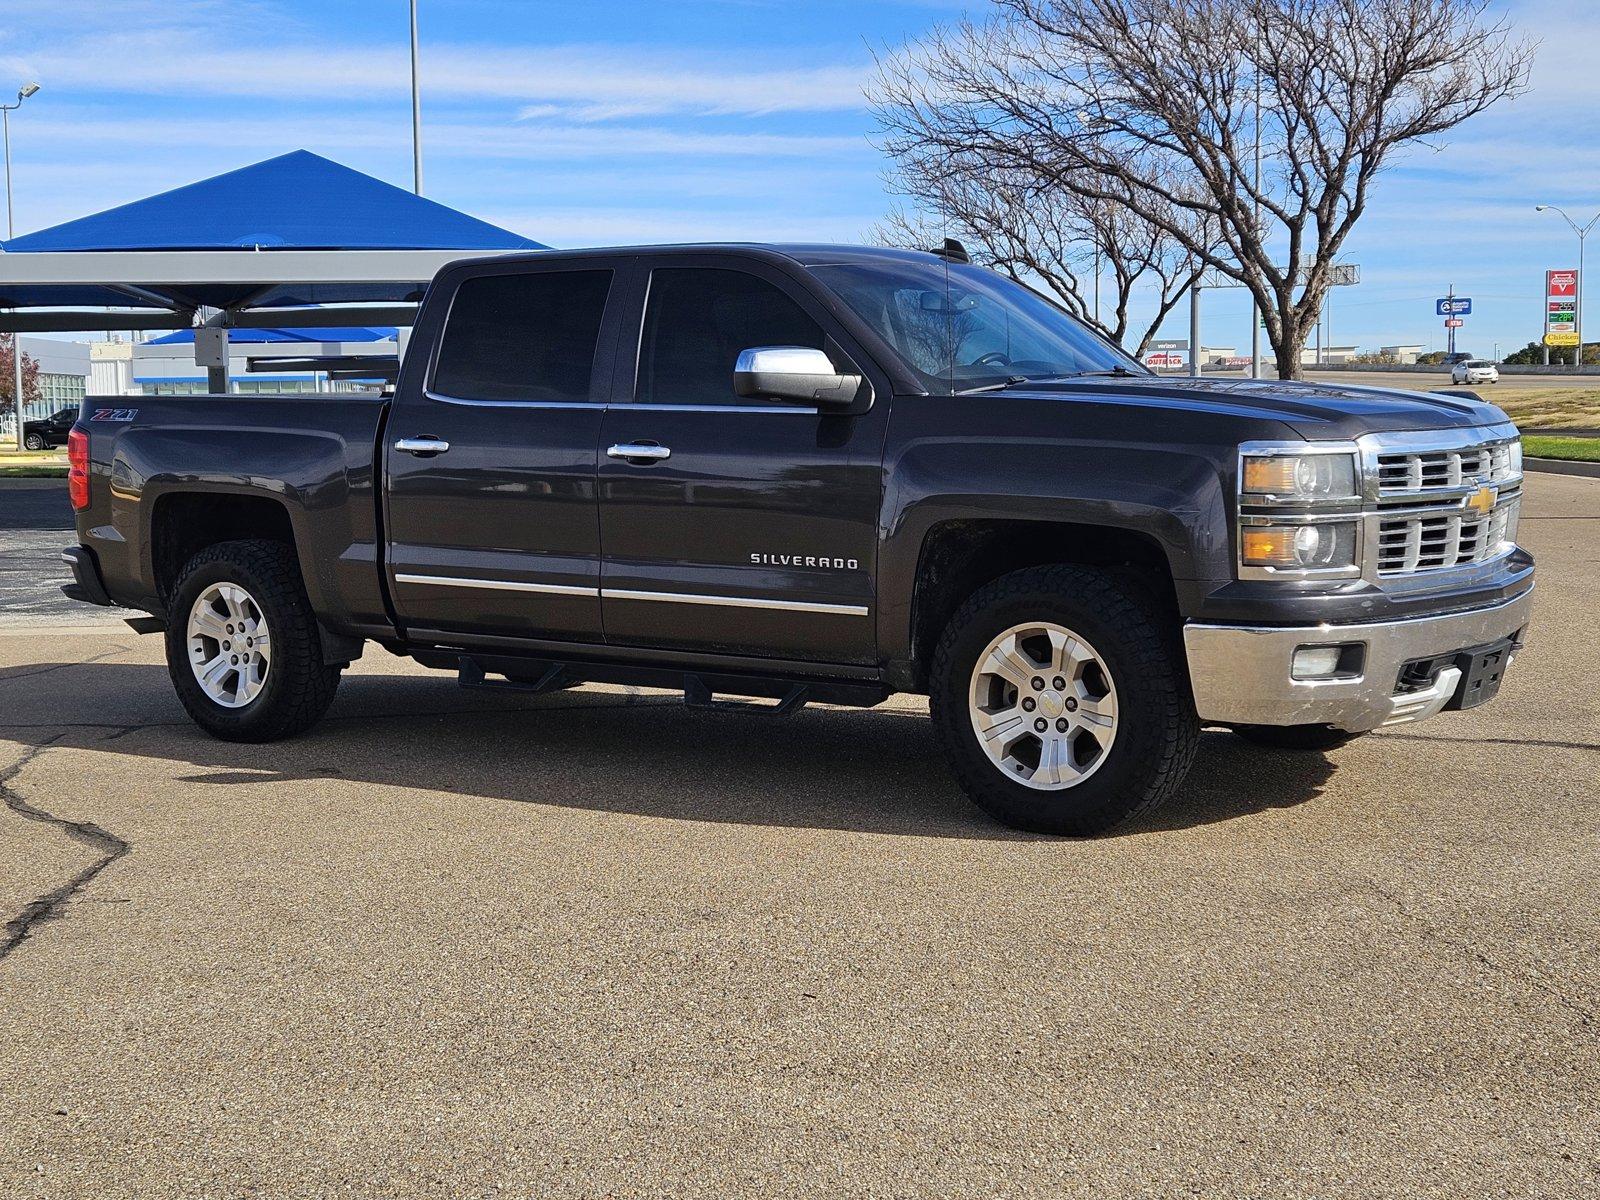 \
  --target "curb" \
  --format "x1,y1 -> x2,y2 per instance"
1525,457 -> 1600,479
